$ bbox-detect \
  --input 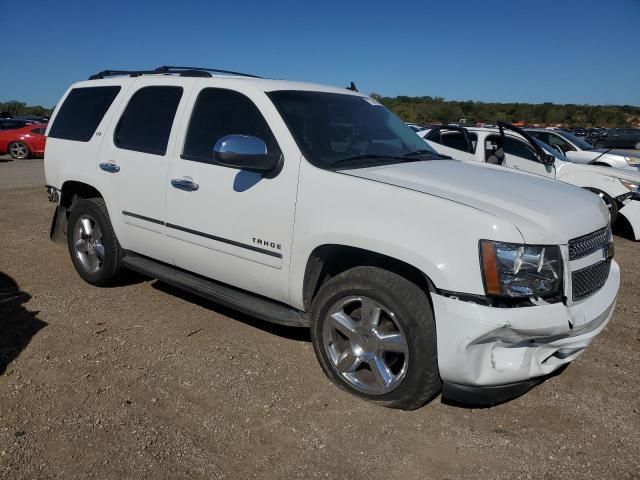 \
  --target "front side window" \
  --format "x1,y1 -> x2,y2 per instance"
114,86 -> 183,155
503,136 -> 539,162
268,91 -> 439,169
182,88 -> 281,163
547,133 -> 576,153
49,86 -> 120,142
